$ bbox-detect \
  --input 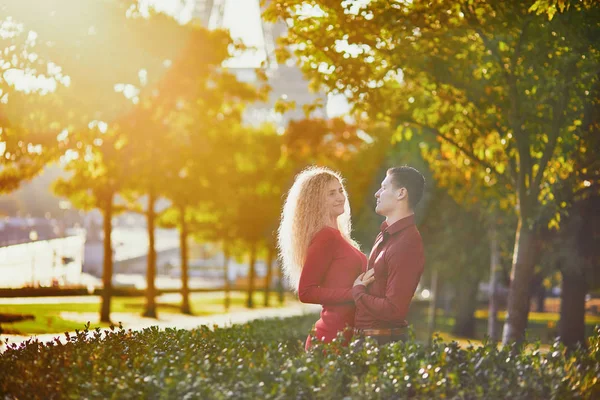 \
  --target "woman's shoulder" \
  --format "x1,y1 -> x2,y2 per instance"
310,226 -> 342,244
